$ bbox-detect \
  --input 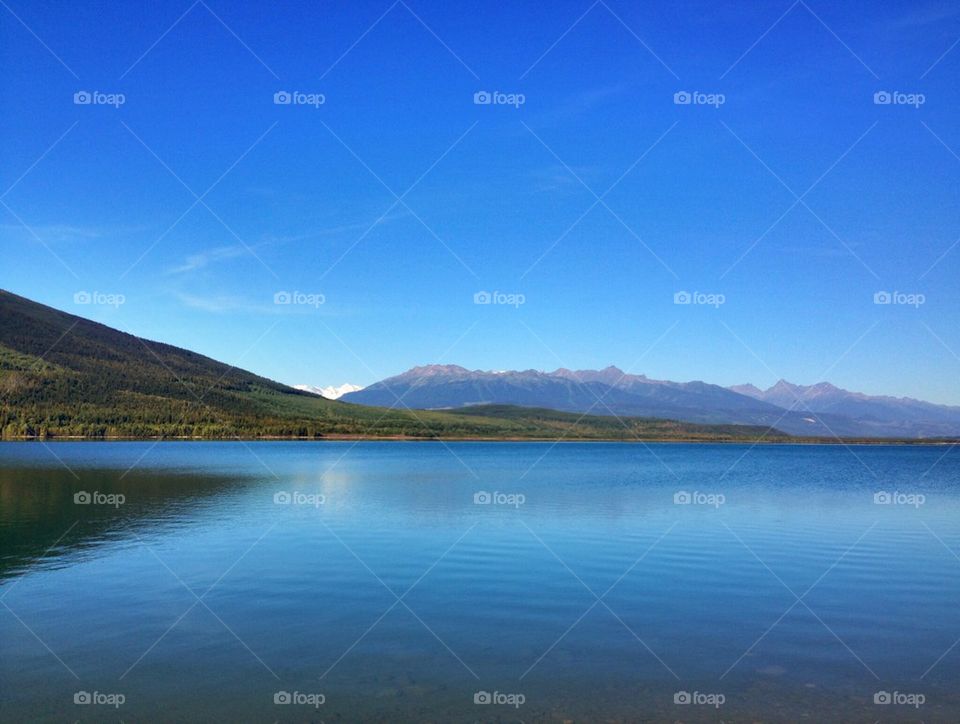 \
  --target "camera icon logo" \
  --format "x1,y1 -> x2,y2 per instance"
74,291 -> 92,304
673,91 -> 692,105
274,91 -> 292,105
874,491 -> 891,505
274,491 -> 292,505
74,491 -> 92,505
873,291 -> 891,304
473,291 -> 492,304
74,691 -> 92,704
274,691 -> 292,704
873,91 -> 892,105
473,91 -> 492,105
674,491 -> 691,505
874,691 -> 891,704
474,491 -> 492,505
274,291 -> 292,305
474,690 -> 492,704
674,290 -> 691,304
74,91 -> 92,105
674,691 -> 692,704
